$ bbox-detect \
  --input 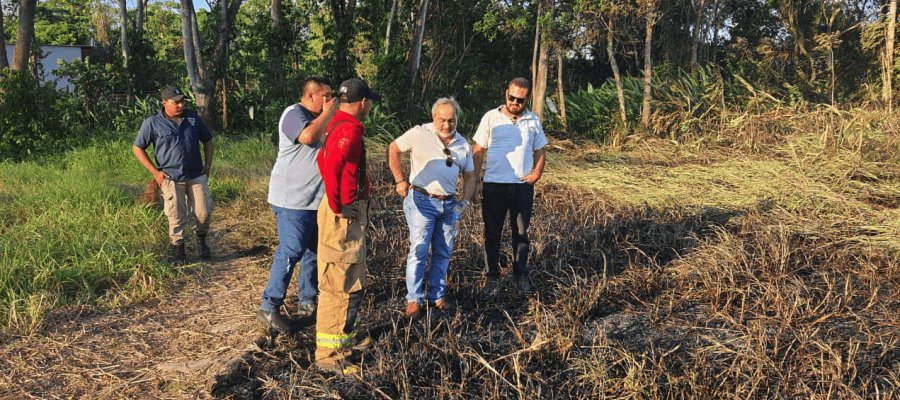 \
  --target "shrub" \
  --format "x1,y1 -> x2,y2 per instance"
0,71 -> 84,161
